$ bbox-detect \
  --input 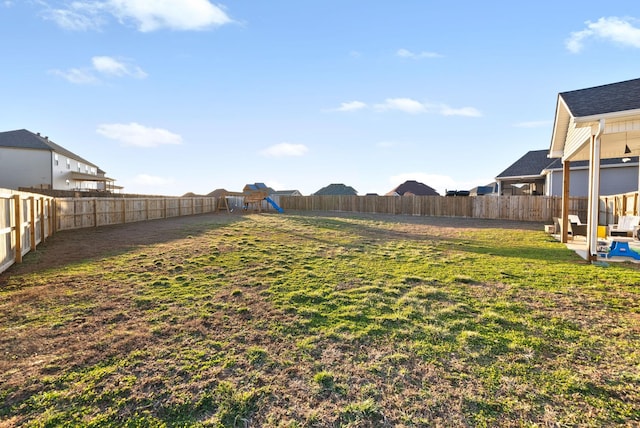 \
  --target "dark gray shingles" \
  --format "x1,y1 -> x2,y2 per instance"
496,149 -> 556,178
0,129 -> 97,167
386,180 -> 439,196
560,77 -> 640,118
